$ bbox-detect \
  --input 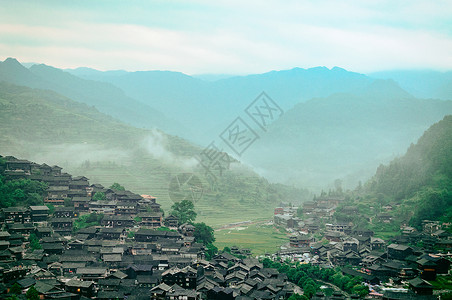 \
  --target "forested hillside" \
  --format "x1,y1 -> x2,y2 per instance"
367,115 -> 452,229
